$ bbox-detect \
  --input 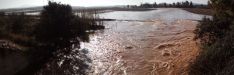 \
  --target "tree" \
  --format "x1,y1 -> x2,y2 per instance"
126,5 -> 130,8
189,1 -> 193,8
172,3 -> 176,7
185,1 -> 190,7
190,0 -> 234,75
36,1 -> 83,49
176,2 -> 181,8
163,3 -> 167,7
140,3 -> 152,8
153,2 -> 157,8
